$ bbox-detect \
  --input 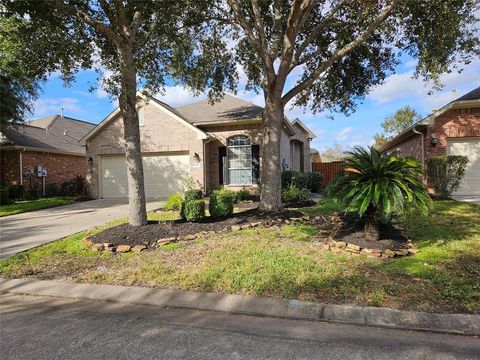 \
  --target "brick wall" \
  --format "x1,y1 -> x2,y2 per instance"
0,149 -> 86,190
86,100 -> 205,198
425,107 -> 480,158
